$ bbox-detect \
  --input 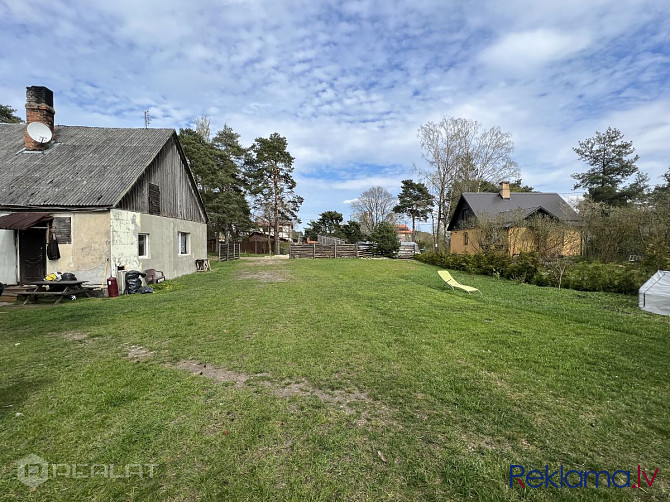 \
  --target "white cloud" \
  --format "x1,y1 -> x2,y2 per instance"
479,29 -> 591,71
2,0 -> 669,225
